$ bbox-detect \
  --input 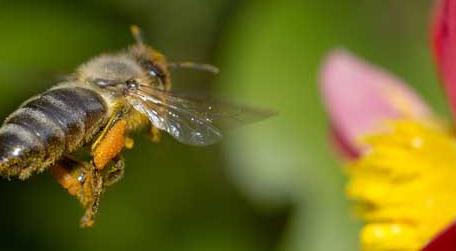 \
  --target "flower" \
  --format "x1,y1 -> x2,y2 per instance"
319,1 -> 456,250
